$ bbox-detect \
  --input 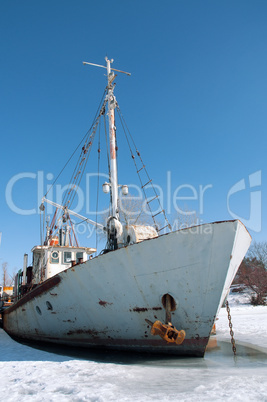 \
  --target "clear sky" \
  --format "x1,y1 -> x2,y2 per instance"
0,0 -> 266,276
